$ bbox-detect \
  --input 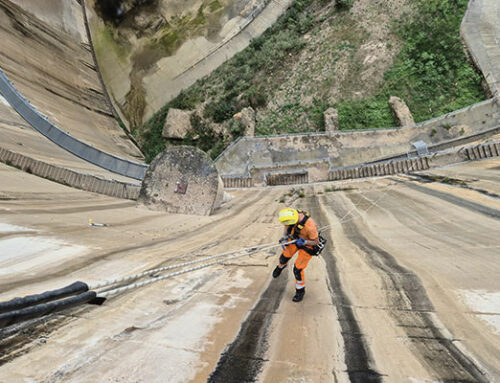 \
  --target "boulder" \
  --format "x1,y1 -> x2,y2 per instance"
323,107 -> 339,131
162,108 -> 192,139
138,146 -> 224,215
233,107 -> 256,136
388,96 -> 415,127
